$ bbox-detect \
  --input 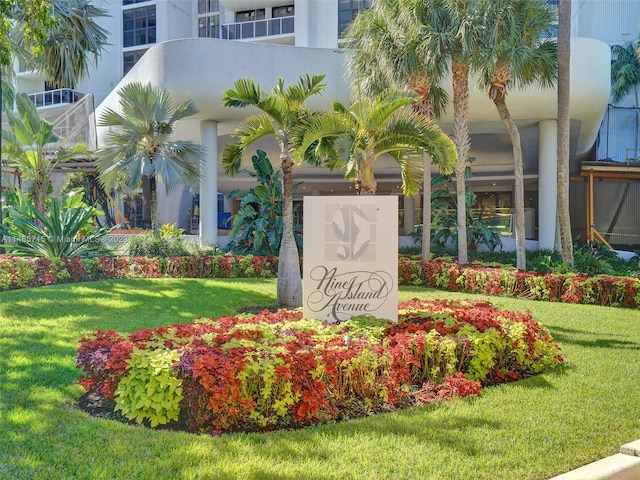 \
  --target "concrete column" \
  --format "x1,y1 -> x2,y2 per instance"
199,120 -> 218,247
538,119 -> 558,250
403,195 -> 415,235
294,0 -> 309,47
